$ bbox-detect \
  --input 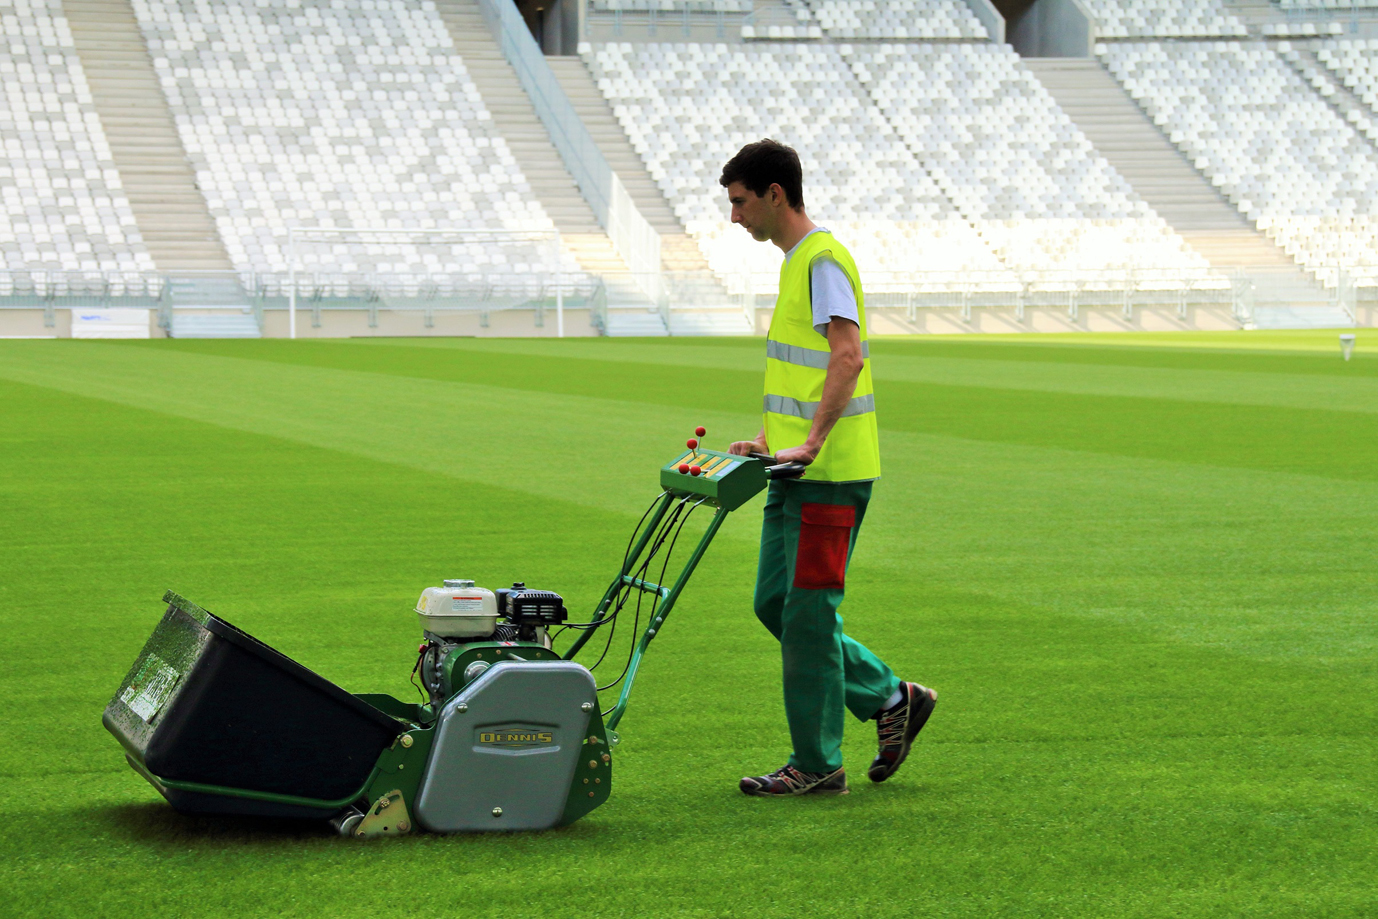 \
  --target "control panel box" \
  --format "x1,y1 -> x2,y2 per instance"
659,448 -> 768,511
